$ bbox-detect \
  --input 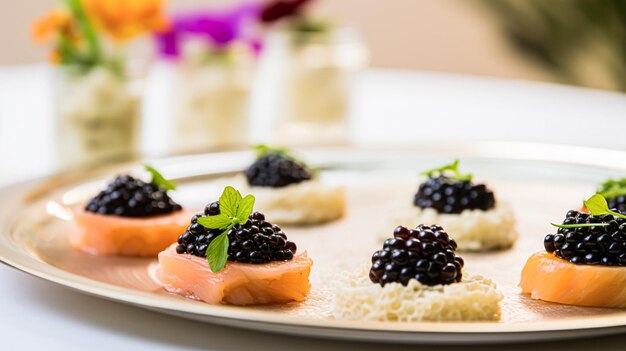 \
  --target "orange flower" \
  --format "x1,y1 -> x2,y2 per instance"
82,0 -> 170,41
31,9 -> 74,43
